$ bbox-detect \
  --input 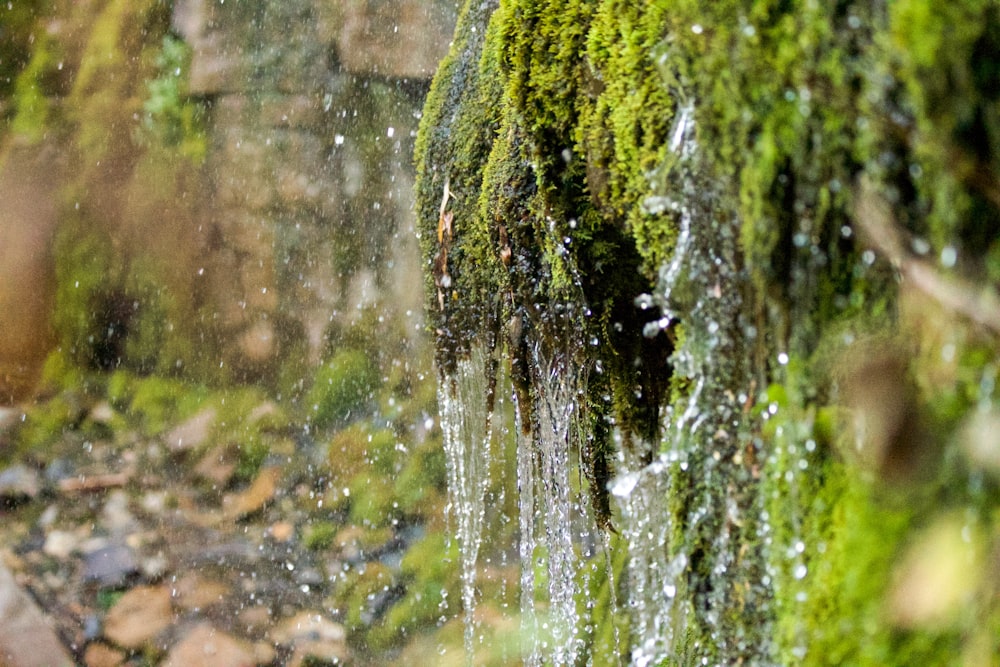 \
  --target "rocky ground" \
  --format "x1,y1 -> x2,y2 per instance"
0,372 -> 511,667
